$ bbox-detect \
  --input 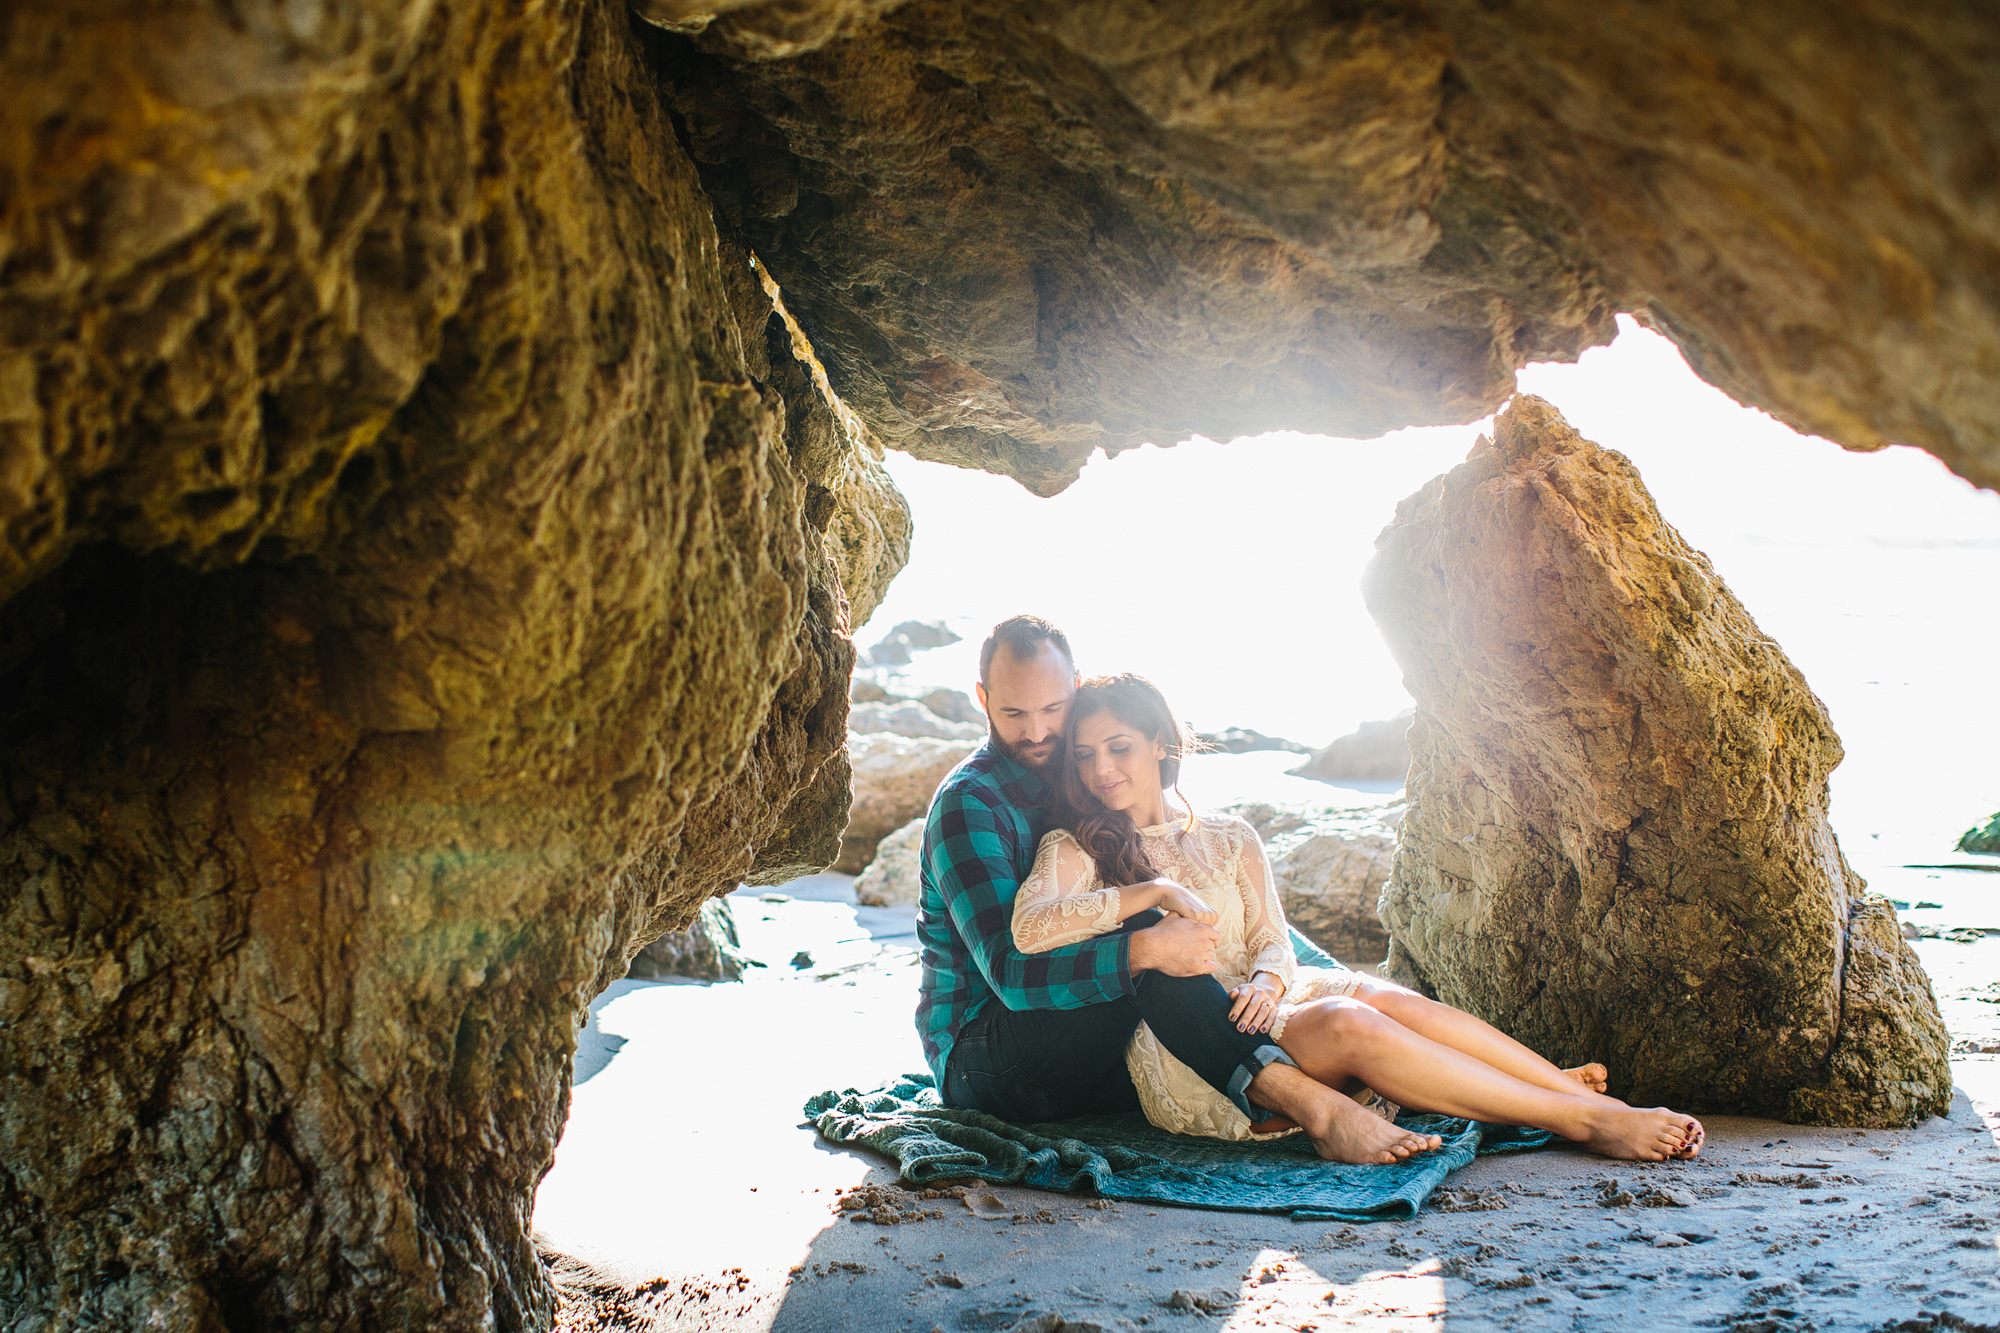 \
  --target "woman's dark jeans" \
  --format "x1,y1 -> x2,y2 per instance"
941,910 -> 1295,1122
